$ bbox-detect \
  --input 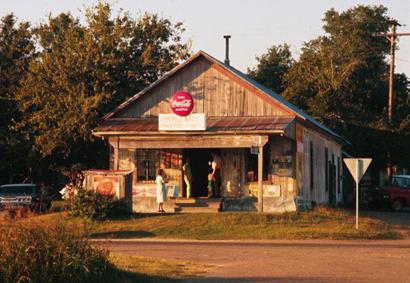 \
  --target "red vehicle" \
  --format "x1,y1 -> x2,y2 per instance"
367,175 -> 410,211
